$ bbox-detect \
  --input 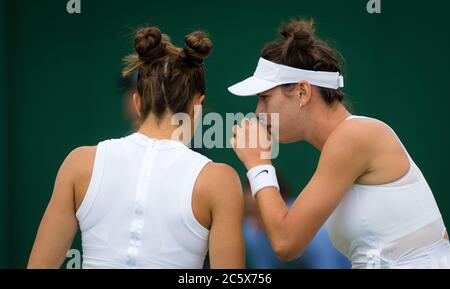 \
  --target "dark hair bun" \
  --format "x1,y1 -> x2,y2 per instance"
134,27 -> 165,62
280,20 -> 315,50
182,31 -> 213,64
